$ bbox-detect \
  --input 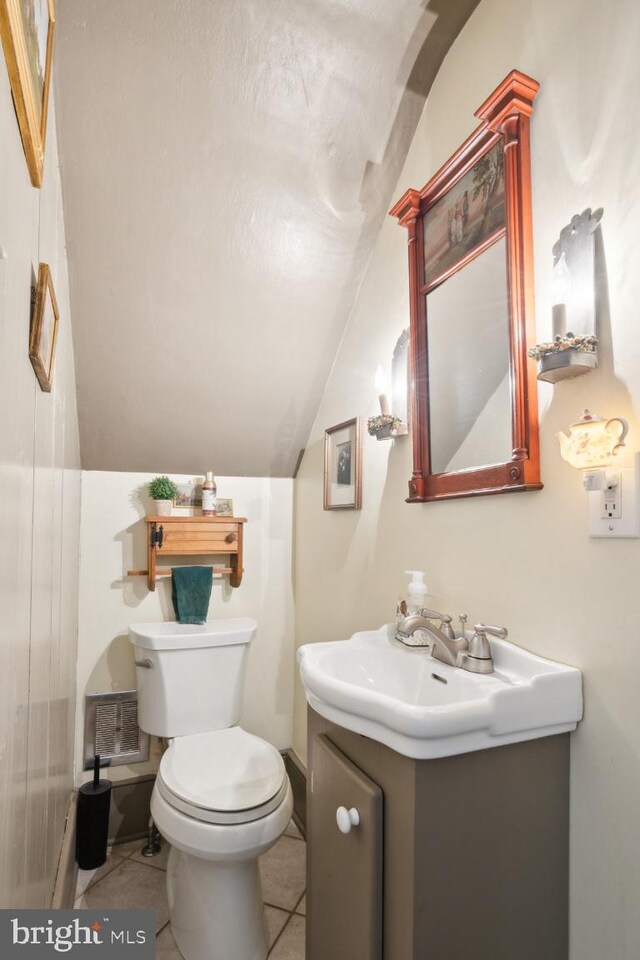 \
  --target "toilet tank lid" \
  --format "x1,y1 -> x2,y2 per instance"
129,618 -> 257,650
